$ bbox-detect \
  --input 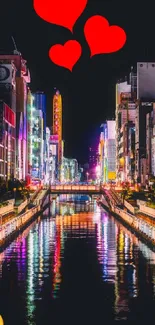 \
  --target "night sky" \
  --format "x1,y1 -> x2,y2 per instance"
0,0 -> 155,163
